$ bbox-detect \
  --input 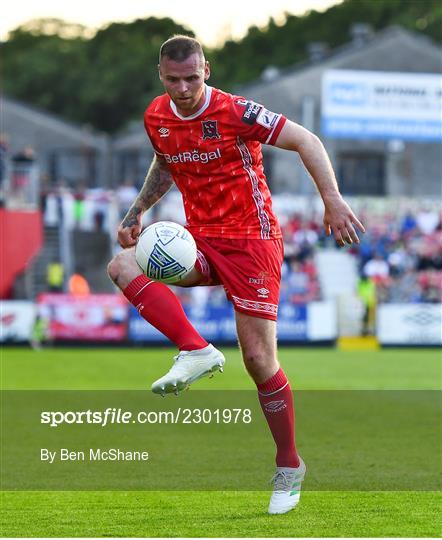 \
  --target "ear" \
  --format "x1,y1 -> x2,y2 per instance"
204,61 -> 211,81
158,64 -> 162,82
